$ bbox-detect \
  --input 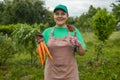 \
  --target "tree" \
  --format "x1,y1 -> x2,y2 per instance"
2,1 -> 14,24
0,2 -> 4,23
1,0 -> 52,25
87,5 -> 97,18
32,0 -> 50,24
111,0 -> 120,22
92,9 -> 116,42
75,13 -> 87,31
74,5 -> 98,32
92,9 -> 116,61
67,17 -> 75,25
